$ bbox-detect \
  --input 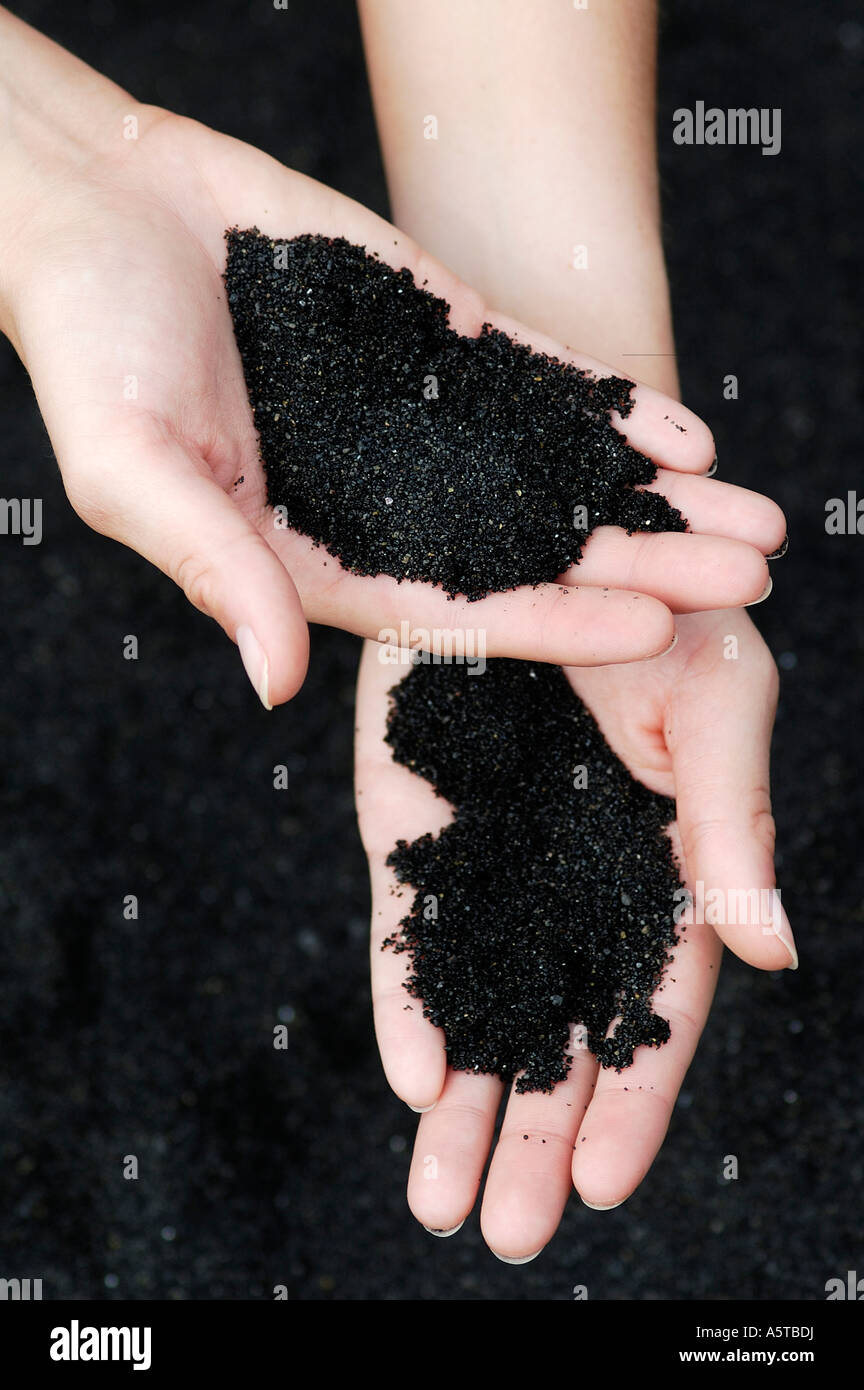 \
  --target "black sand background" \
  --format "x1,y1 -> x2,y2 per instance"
0,0 -> 860,1300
